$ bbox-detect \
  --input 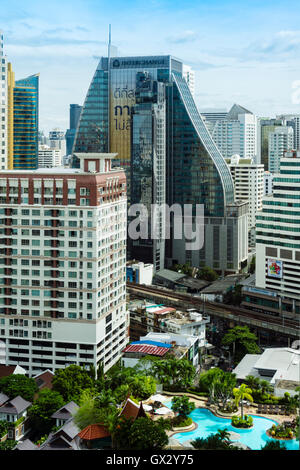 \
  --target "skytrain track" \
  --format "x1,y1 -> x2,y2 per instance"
127,282 -> 300,336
